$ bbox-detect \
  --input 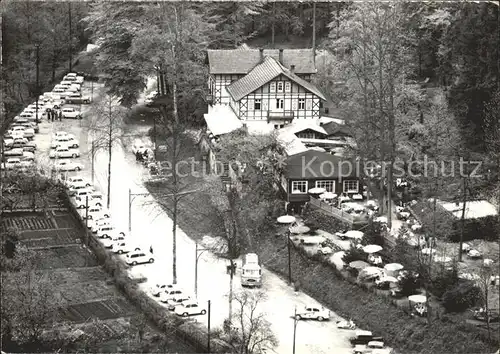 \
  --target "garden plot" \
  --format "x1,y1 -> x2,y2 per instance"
32,246 -> 97,269
52,212 -> 82,229
58,298 -> 136,323
1,213 -> 56,230
48,267 -> 118,305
